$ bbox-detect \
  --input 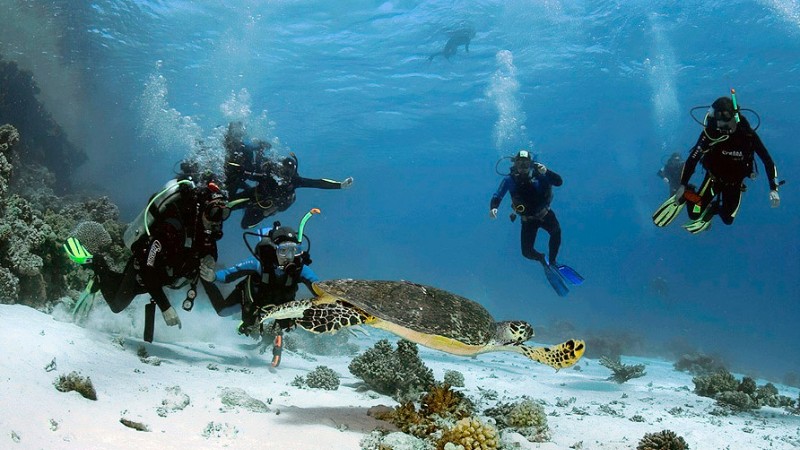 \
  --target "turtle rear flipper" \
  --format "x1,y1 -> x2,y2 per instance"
294,302 -> 373,334
514,339 -> 585,370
